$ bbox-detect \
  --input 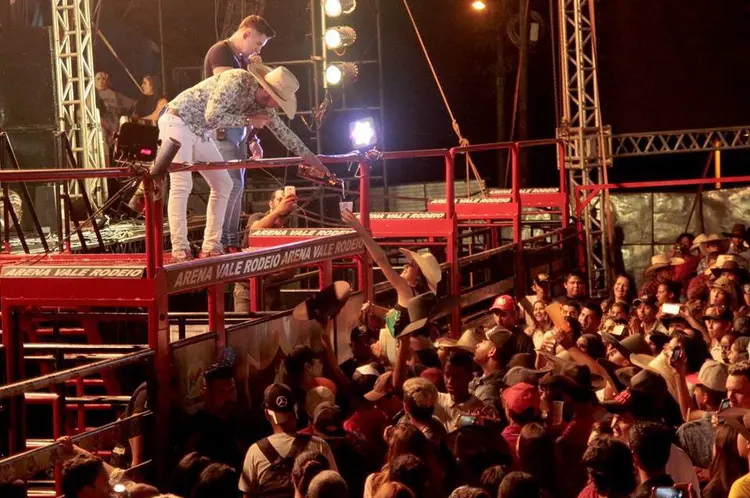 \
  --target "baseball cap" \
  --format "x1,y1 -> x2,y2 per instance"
313,402 -> 345,437
490,295 -> 516,313
502,382 -> 540,414
304,386 -> 336,418
632,294 -> 657,307
486,326 -> 513,349
364,371 -> 394,402
685,360 -> 728,392
702,306 -> 733,322
264,383 -> 296,423
533,273 -> 550,286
